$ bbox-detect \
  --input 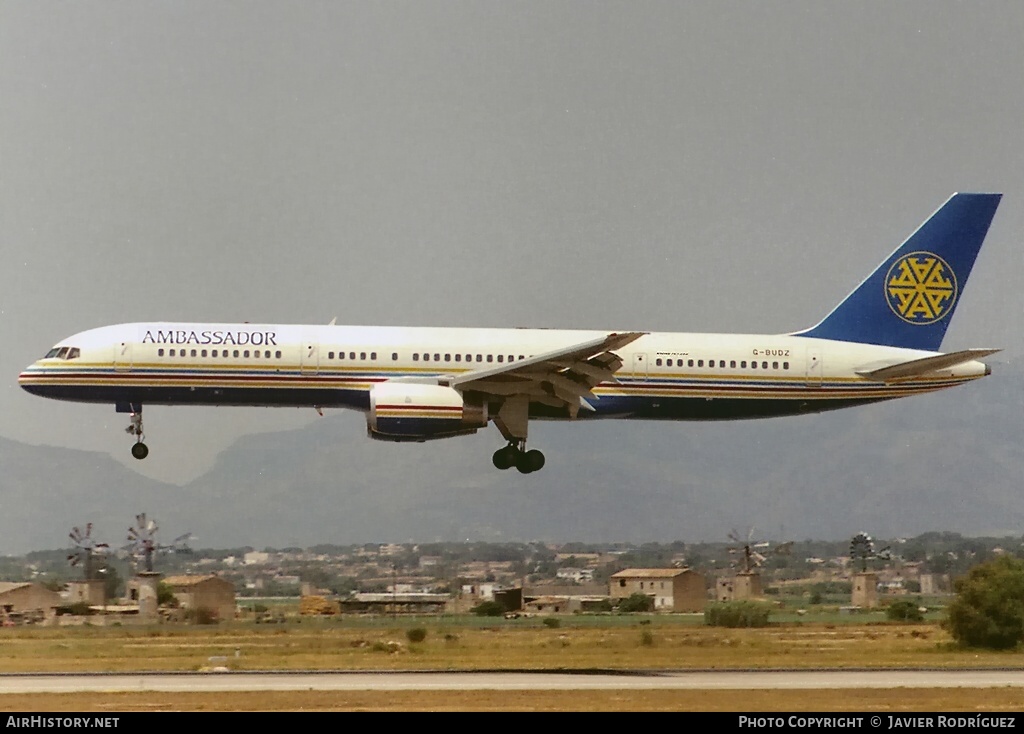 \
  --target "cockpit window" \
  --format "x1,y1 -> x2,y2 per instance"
43,346 -> 80,360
